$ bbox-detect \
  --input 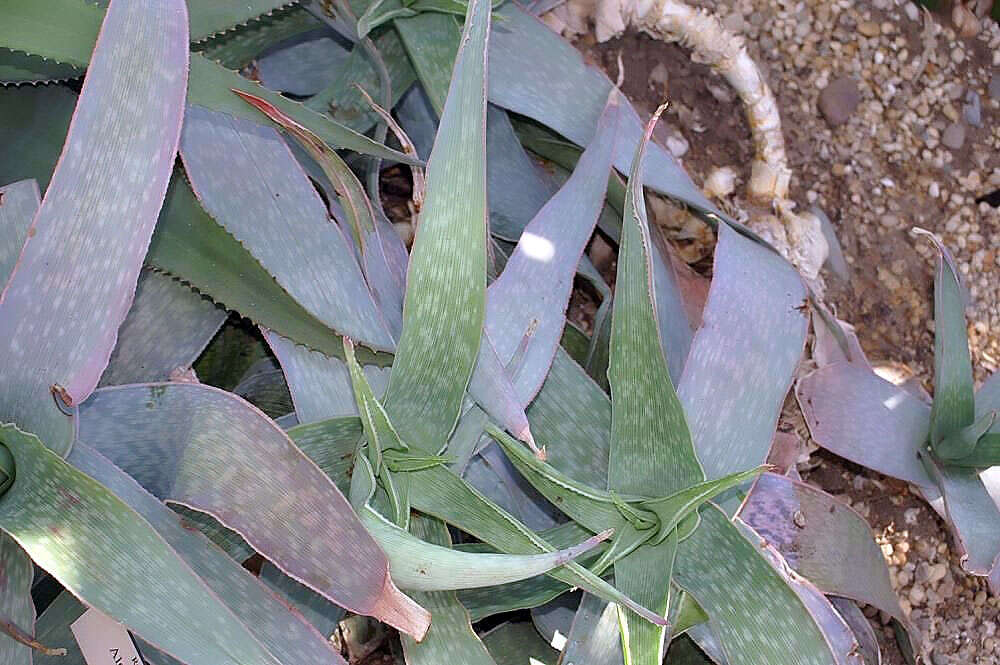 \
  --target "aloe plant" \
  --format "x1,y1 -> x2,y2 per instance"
799,231 -> 1000,589
0,0 -> 920,664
